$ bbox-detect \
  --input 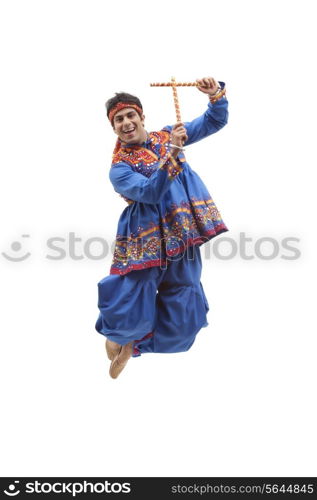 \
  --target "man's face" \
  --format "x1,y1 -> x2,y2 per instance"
112,107 -> 146,144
